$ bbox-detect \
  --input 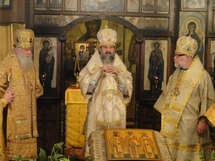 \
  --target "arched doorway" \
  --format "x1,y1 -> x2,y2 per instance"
63,16 -> 141,155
